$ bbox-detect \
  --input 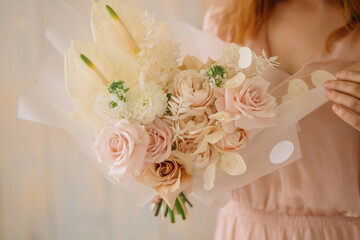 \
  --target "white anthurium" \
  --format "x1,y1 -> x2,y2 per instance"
203,162 -> 216,190
311,70 -> 336,87
220,152 -> 247,176
238,47 -> 253,69
91,0 -> 146,53
224,72 -> 246,88
65,40 -> 140,131
91,0 -> 180,88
